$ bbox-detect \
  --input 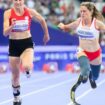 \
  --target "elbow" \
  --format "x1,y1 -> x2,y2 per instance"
40,17 -> 46,24
3,31 -> 6,37
3,31 -> 8,37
